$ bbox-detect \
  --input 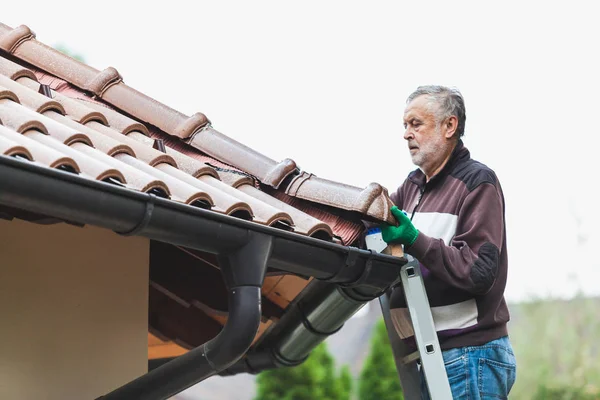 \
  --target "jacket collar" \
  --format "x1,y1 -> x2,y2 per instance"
408,139 -> 470,188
